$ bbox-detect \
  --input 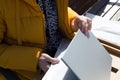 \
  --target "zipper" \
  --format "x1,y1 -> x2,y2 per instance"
37,3 -> 47,49
16,0 -> 22,45
42,13 -> 47,50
